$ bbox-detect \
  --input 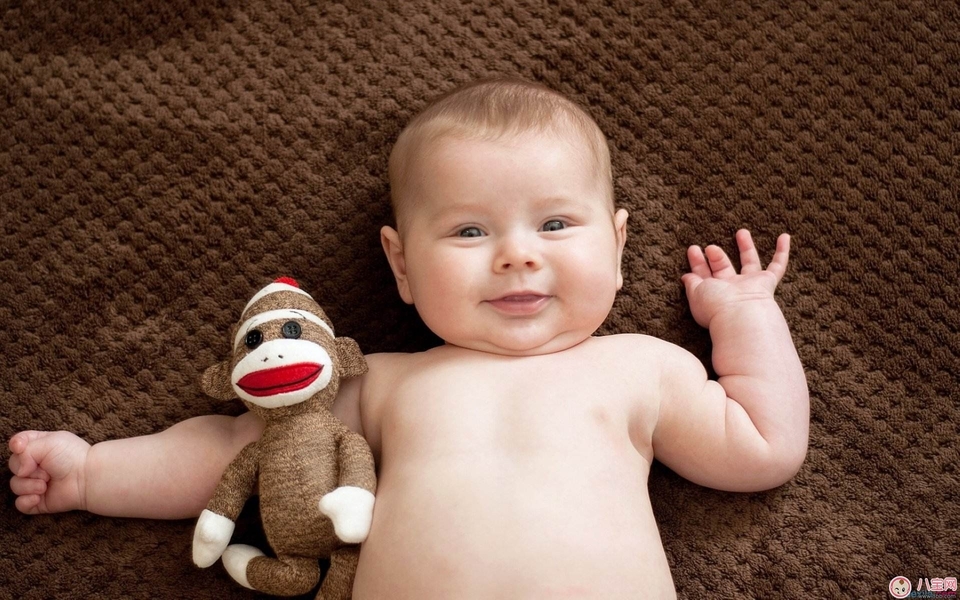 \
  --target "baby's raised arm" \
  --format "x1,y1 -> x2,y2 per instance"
652,230 -> 809,491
